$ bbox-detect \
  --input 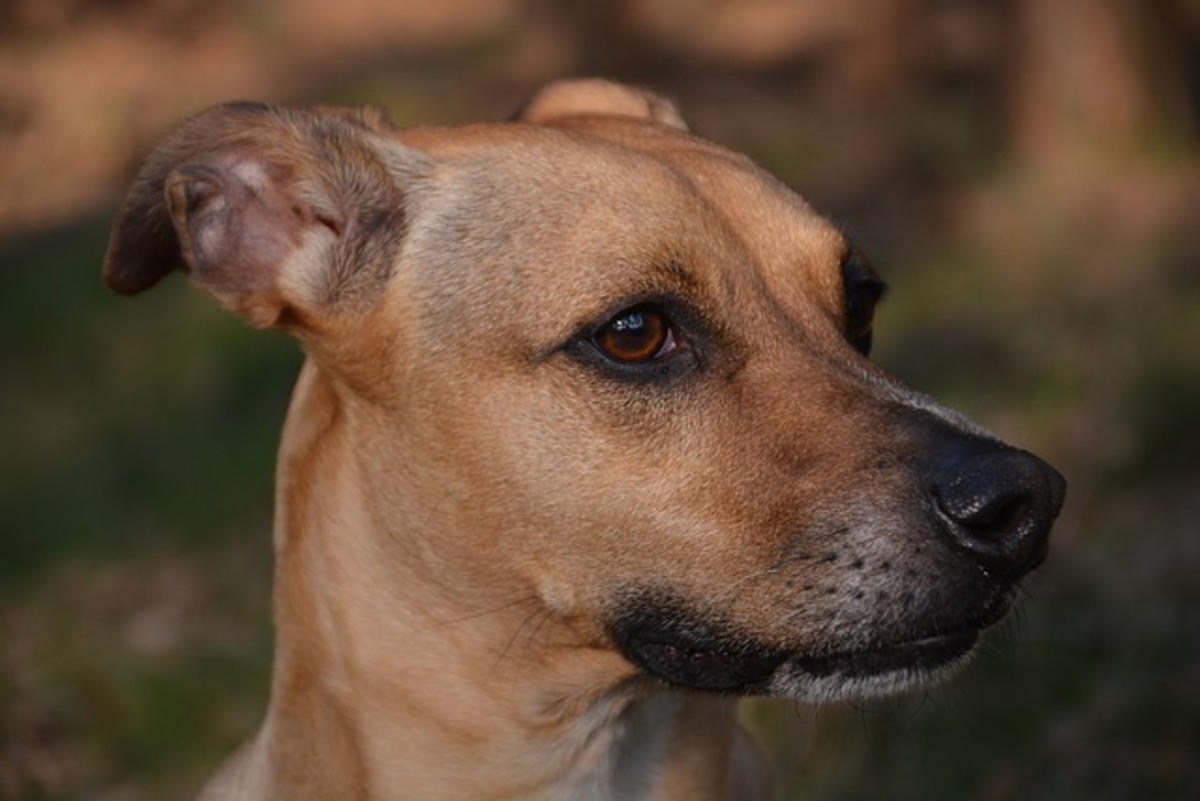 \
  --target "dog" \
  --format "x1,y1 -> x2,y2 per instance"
103,79 -> 1065,800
